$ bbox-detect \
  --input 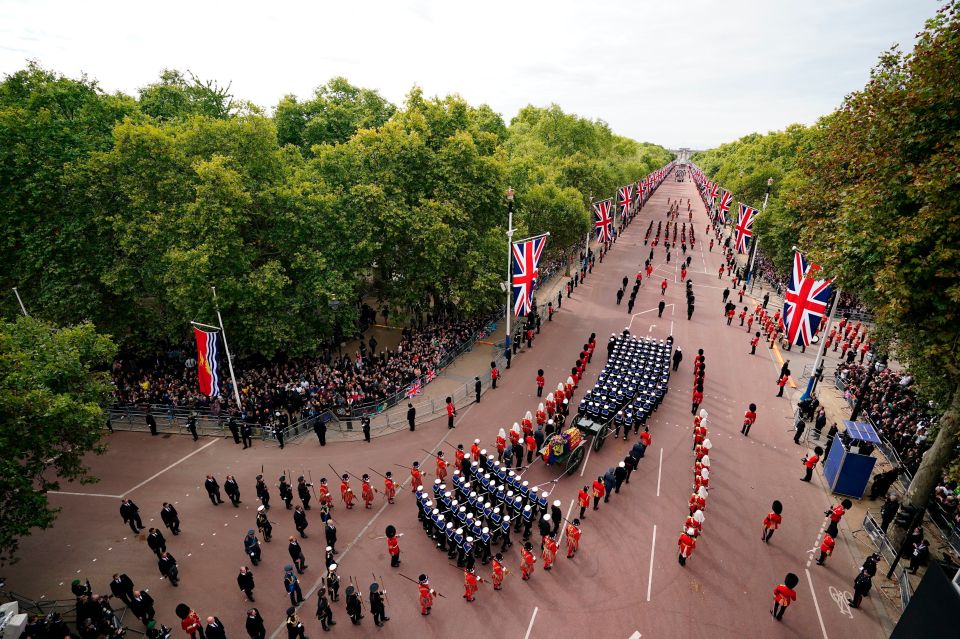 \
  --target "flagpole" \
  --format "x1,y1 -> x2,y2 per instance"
505,188 -> 514,357
211,286 -> 244,414
803,286 -> 841,400
748,178 -> 774,293
12,287 -> 29,317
